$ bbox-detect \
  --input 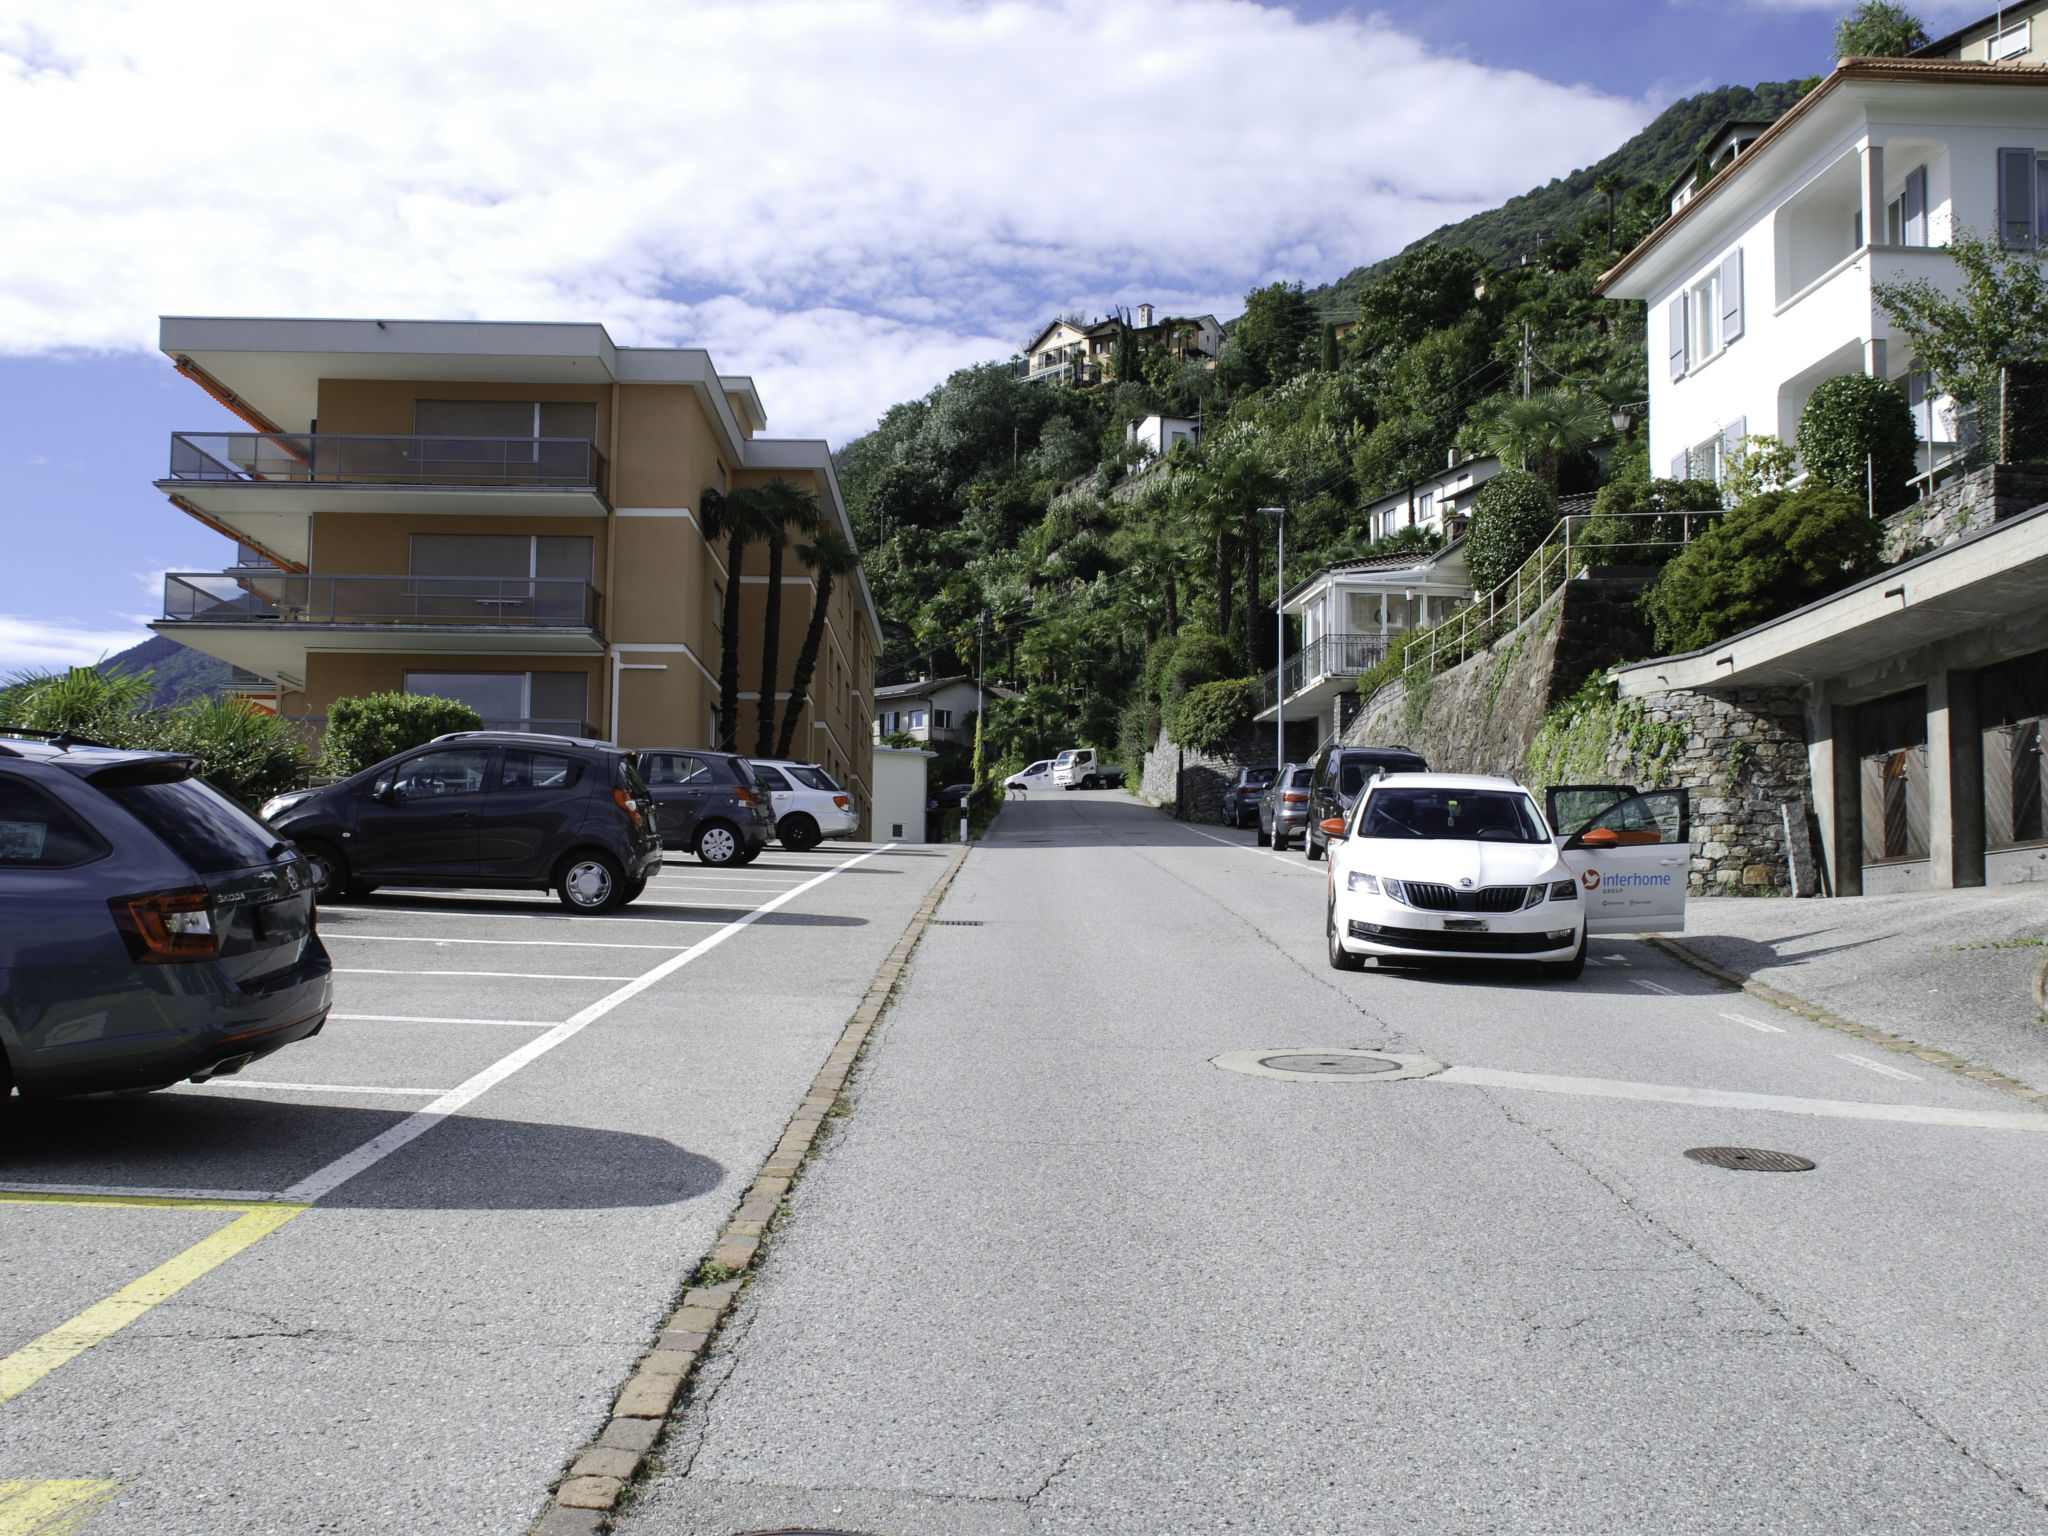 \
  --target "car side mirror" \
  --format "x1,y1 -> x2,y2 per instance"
380,785 -> 407,807
1320,817 -> 1348,837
